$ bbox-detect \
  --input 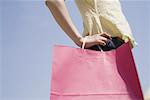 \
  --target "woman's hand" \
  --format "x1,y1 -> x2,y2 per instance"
79,32 -> 112,48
